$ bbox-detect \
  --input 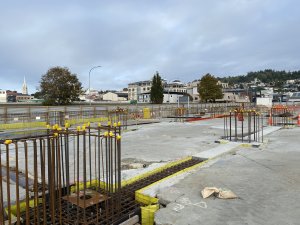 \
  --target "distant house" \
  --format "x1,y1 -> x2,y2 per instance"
128,79 -> 189,103
0,90 -> 7,102
186,80 -> 200,102
16,93 -> 34,102
217,81 -> 229,89
0,90 -> 19,102
102,92 -> 128,102
128,80 -> 152,101
216,89 -> 249,103
139,91 -> 188,103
